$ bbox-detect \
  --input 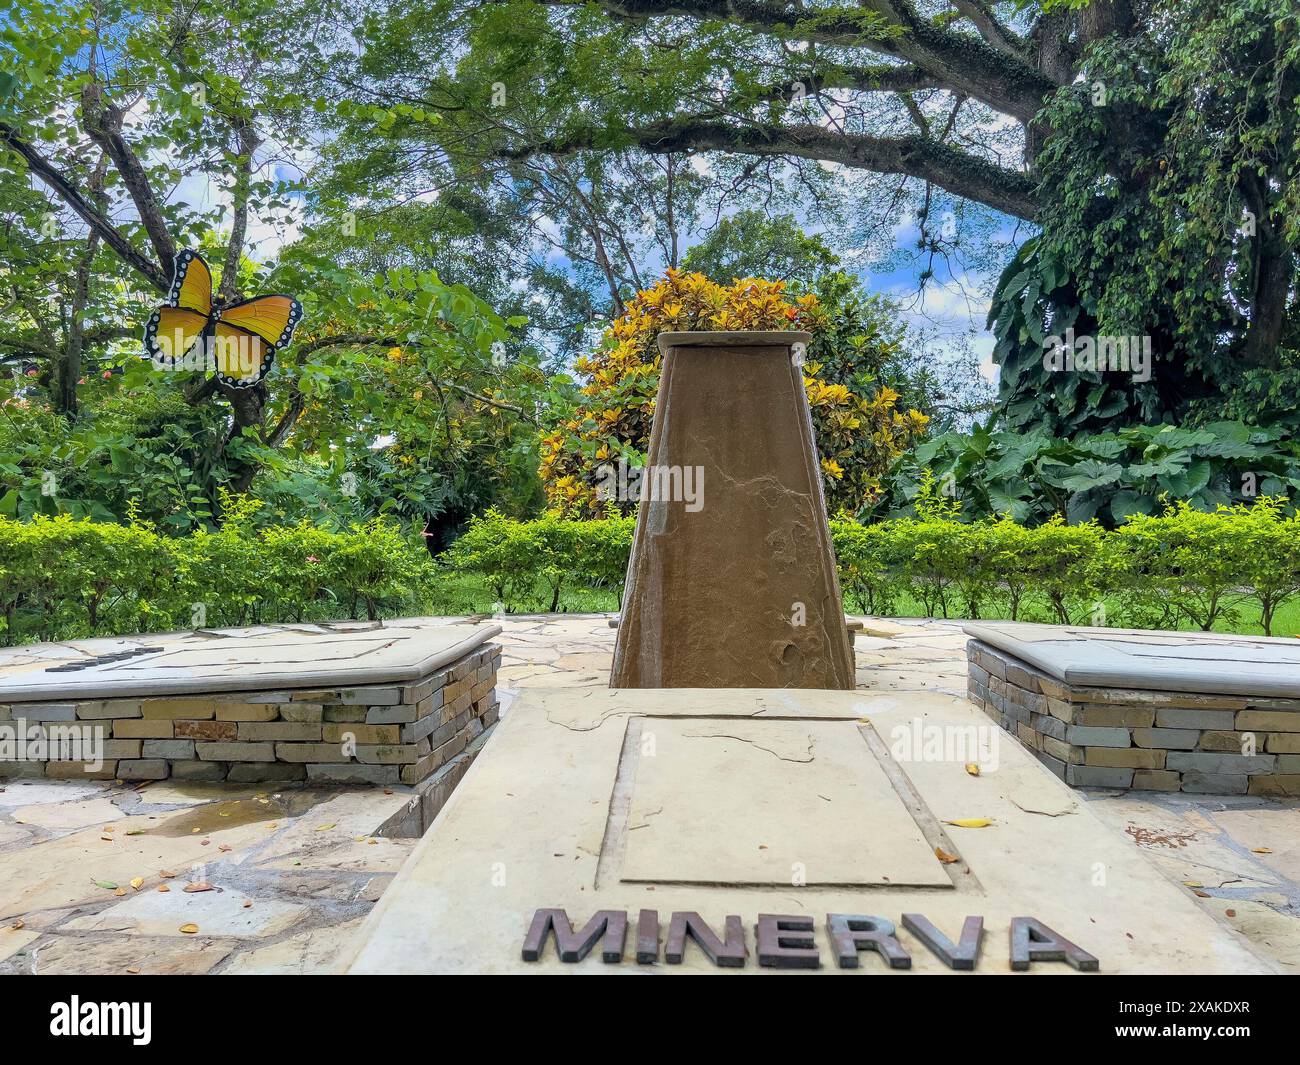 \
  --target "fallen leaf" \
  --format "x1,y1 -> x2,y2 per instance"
178,923 -> 199,935
126,966 -> 140,974
157,885 -> 170,893
129,877 -> 144,891
243,901 -> 252,909
1226,909 -> 1237,917
367,838 -> 377,846
218,844 -> 232,853
964,763 -> 980,777
934,847 -> 959,865
158,870 -> 176,878
191,827 -> 200,834
183,882 -> 214,893
96,880 -> 118,891
100,835 -> 114,842
1183,880 -> 1203,888
113,887 -> 126,897
124,830 -> 144,836
943,818 -> 992,828
10,920 -> 23,930
1252,847 -> 1273,854
1194,890 -> 1211,898
315,823 -> 336,832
